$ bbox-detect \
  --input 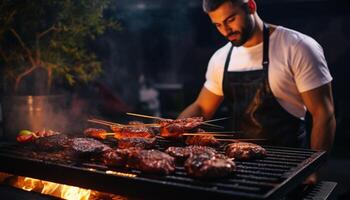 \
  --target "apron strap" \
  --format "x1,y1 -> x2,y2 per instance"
262,23 -> 270,71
